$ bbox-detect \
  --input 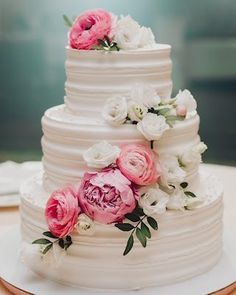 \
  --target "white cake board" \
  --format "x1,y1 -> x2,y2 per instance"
0,226 -> 235,295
